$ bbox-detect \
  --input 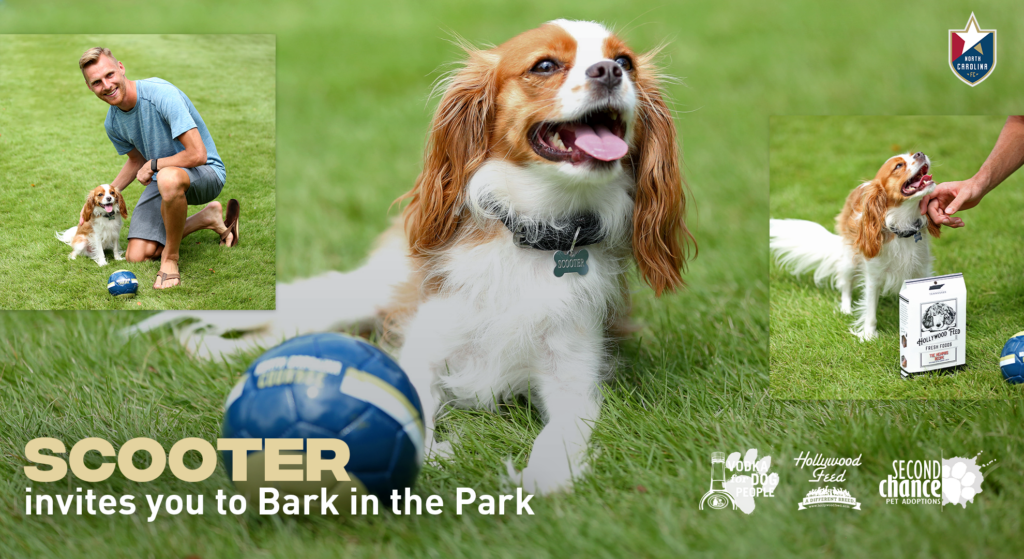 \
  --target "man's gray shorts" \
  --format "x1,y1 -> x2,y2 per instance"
127,165 -> 224,246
